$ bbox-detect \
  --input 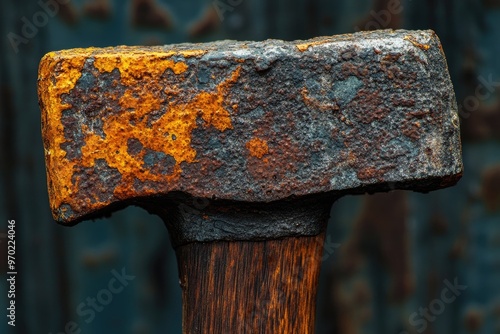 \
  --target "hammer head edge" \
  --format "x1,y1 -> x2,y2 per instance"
38,29 -> 463,224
